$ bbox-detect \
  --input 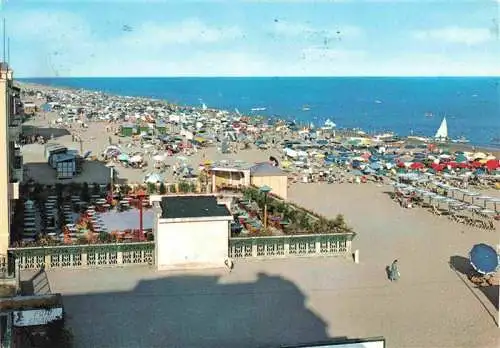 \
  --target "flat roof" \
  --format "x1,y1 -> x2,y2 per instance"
160,195 -> 231,219
250,162 -> 286,177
